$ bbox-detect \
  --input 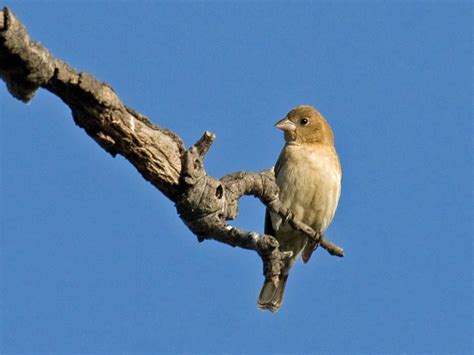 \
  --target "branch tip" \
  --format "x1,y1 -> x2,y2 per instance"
320,239 -> 344,257
193,131 -> 216,158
